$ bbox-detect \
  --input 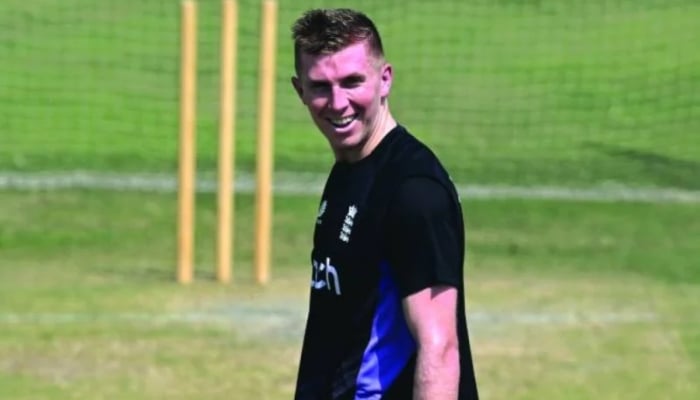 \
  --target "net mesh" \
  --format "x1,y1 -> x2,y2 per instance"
1,0 -> 698,189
